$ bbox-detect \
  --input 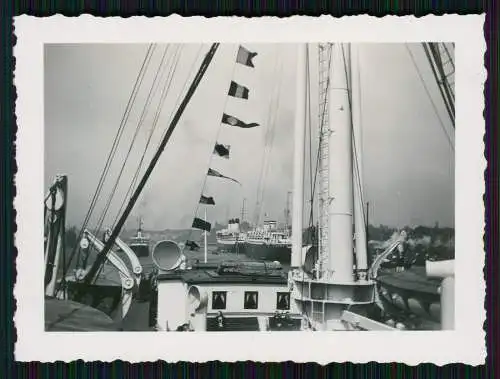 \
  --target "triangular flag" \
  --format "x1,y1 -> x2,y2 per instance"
228,81 -> 249,99
207,168 -> 241,185
221,113 -> 259,129
192,217 -> 211,232
236,46 -> 257,68
199,195 -> 215,205
213,143 -> 230,159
